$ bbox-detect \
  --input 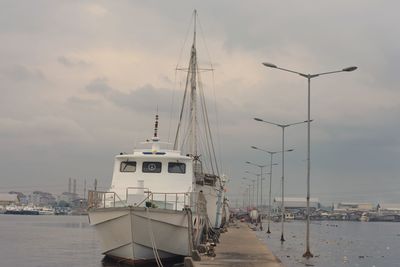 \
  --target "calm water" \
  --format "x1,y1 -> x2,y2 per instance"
258,220 -> 400,267
1,215 -> 400,267
0,215 -> 103,267
0,215 -> 182,267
